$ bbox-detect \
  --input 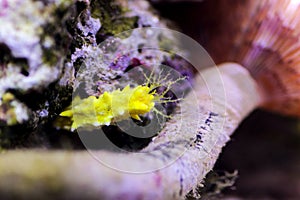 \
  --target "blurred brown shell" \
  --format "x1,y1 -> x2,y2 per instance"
187,0 -> 300,117
230,0 -> 300,117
